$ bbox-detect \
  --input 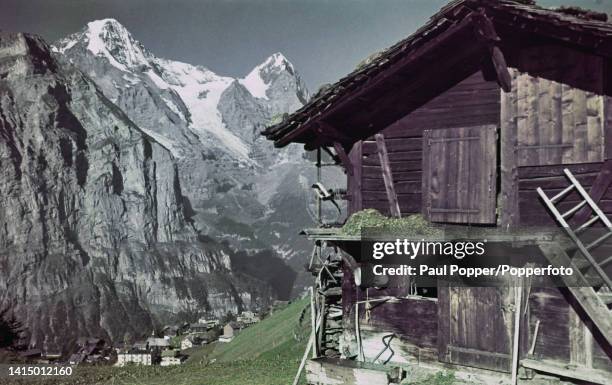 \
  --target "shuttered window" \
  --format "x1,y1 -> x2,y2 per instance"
515,74 -> 604,166
422,125 -> 497,224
